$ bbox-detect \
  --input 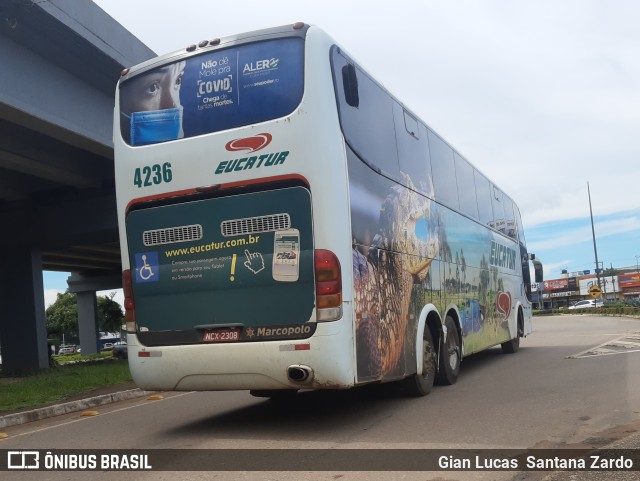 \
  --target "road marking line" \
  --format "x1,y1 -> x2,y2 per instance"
567,331 -> 640,359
